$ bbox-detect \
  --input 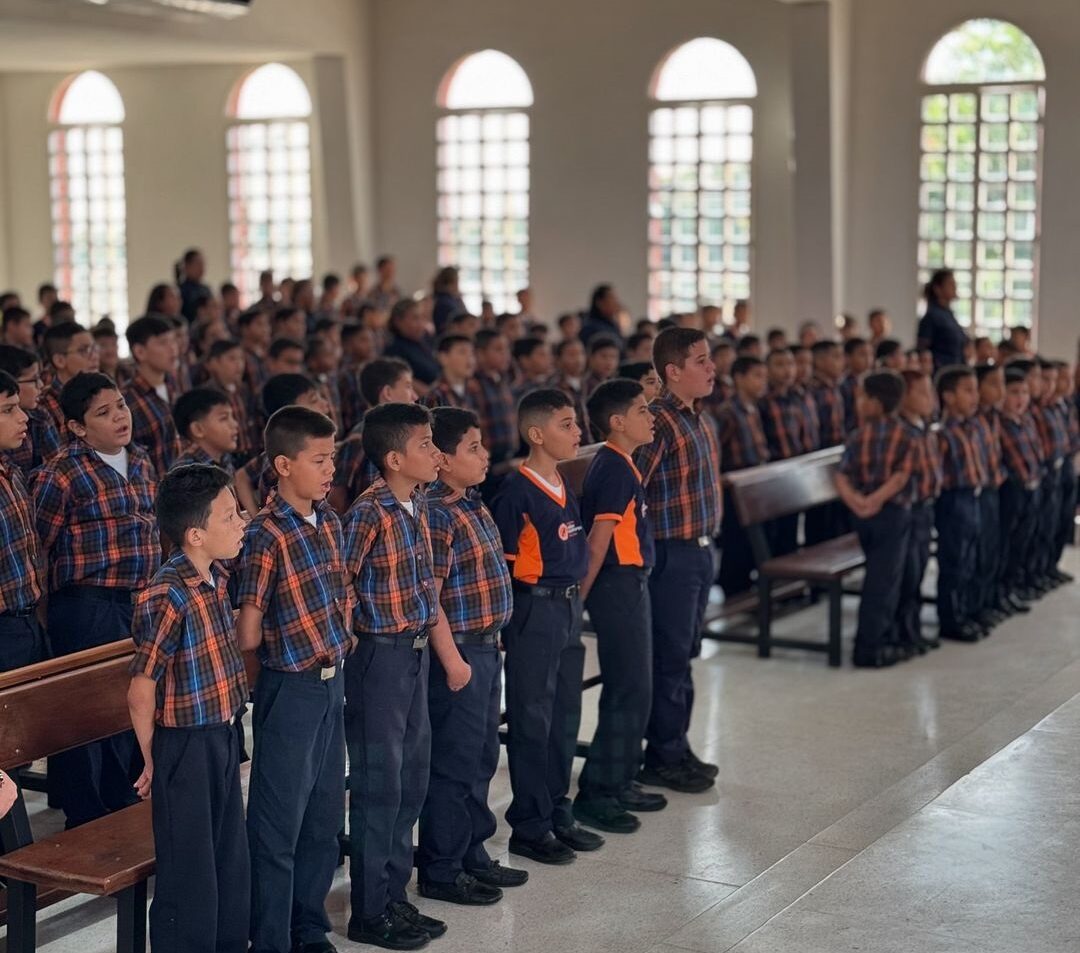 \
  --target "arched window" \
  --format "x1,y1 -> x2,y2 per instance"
918,19 -> 1045,339
648,38 -> 756,320
436,50 -> 532,314
227,63 -> 313,306
48,70 -> 129,329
